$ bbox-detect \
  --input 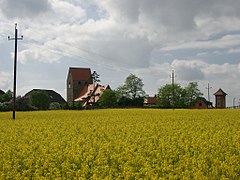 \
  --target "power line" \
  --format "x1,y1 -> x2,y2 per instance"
22,29 -> 133,73
8,23 -> 23,120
